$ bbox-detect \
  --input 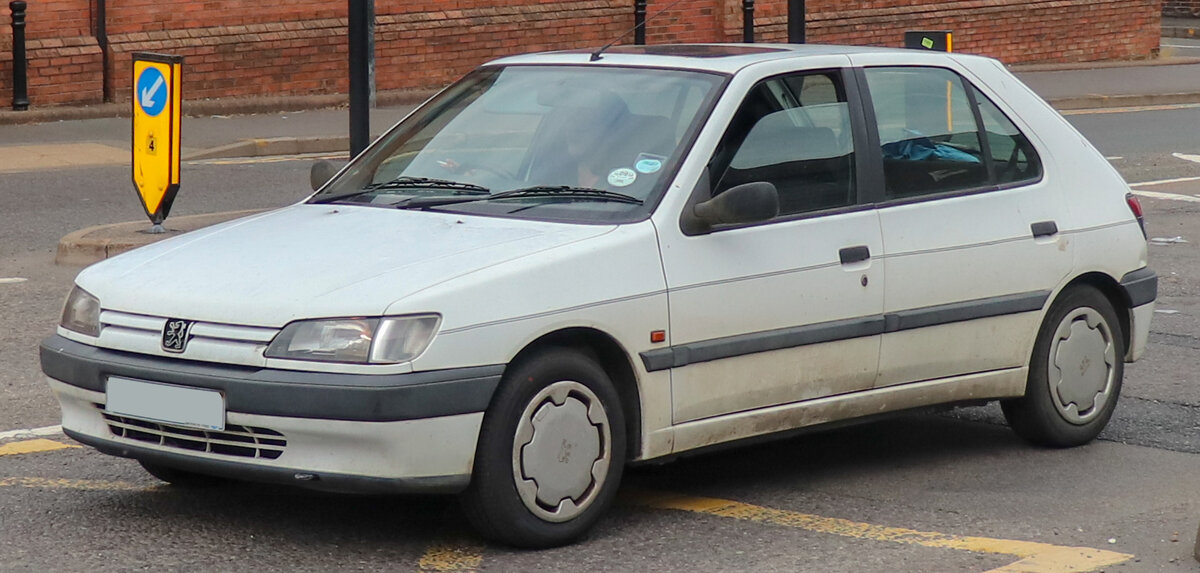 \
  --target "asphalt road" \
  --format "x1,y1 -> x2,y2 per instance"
3,106 -> 1200,572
